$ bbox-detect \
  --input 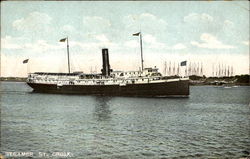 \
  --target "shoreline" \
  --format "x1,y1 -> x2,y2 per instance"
189,83 -> 250,86
0,78 -> 27,82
